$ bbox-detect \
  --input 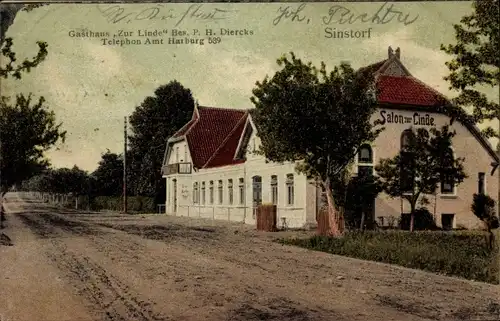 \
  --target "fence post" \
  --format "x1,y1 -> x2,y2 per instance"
227,207 -> 230,221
